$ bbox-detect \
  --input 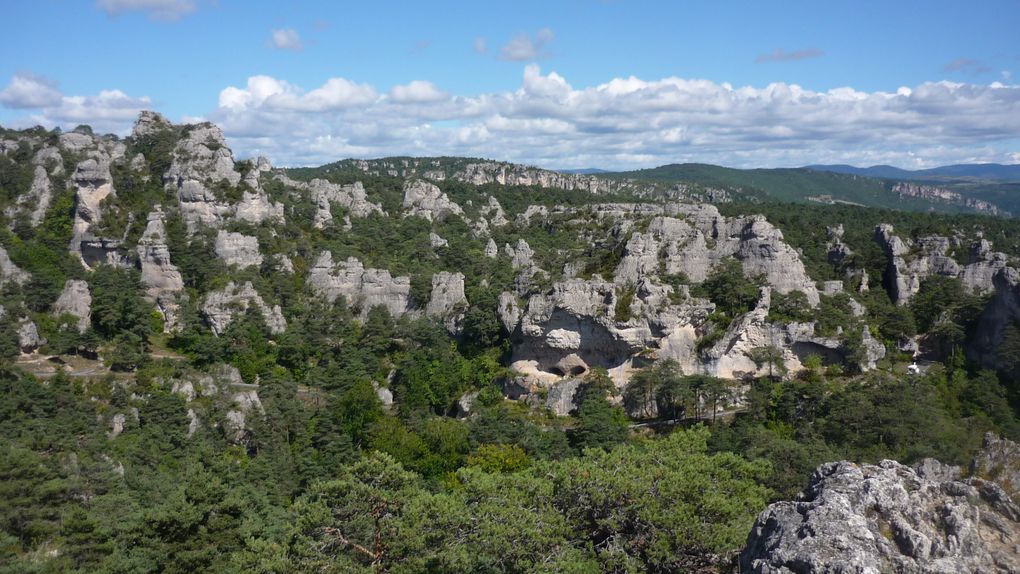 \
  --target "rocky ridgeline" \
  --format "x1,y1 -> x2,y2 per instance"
892,182 -> 1004,216
346,157 -> 648,195
741,433 -> 1020,573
